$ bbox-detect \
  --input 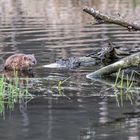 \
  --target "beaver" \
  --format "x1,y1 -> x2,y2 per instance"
4,53 -> 37,71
